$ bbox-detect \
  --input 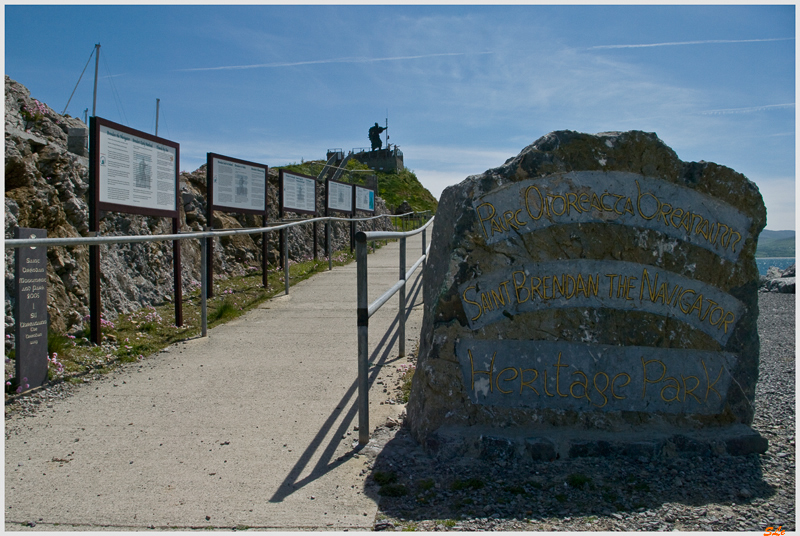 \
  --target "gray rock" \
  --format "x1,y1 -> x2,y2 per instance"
408,130 -> 766,456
